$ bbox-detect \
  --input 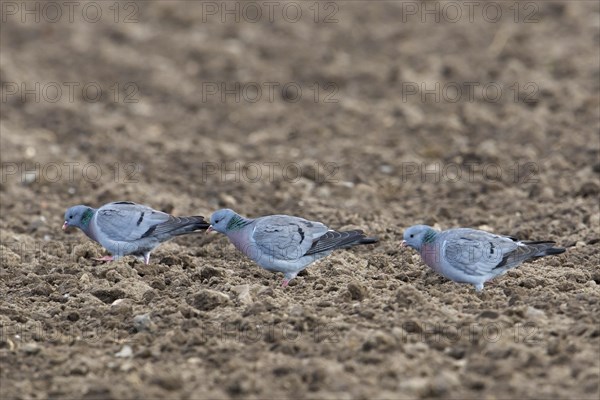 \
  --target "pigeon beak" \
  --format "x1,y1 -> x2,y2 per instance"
62,221 -> 68,231
400,240 -> 407,247
206,226 -> 214,233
